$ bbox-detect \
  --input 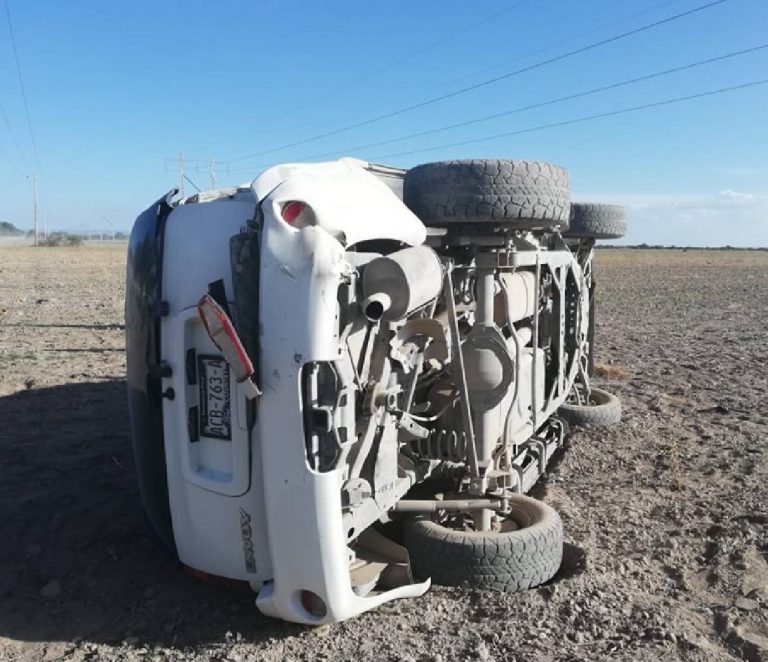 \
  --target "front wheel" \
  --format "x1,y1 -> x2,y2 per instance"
403,494 -> 563,591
